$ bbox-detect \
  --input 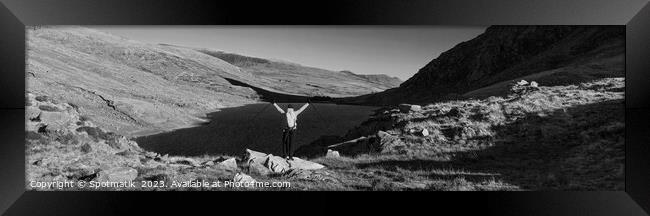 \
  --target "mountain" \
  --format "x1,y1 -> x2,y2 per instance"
345,26 -> 625,105
339,70 -> 402,89
26,26 -> 398,136
196,50 -> 400,96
